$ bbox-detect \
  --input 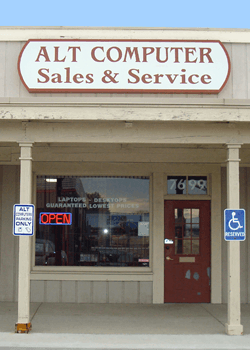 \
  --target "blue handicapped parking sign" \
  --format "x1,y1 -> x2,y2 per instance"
224,209 -> 246,241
